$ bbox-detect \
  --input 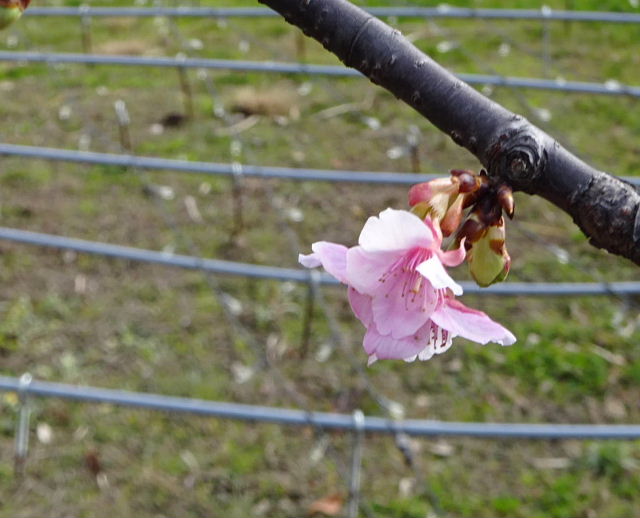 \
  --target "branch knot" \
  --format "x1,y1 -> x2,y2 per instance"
486,123 -> 546,192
